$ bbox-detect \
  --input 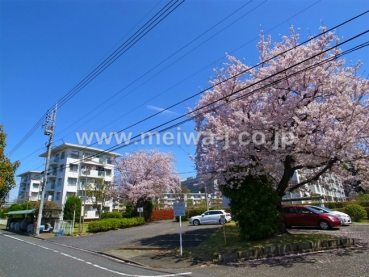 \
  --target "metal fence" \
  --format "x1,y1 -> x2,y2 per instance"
53,220 -> 73,235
